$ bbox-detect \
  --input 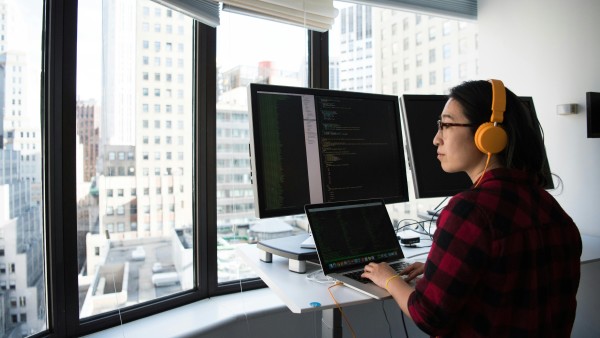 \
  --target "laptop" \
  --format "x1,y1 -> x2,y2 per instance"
304,198 -> 413,299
